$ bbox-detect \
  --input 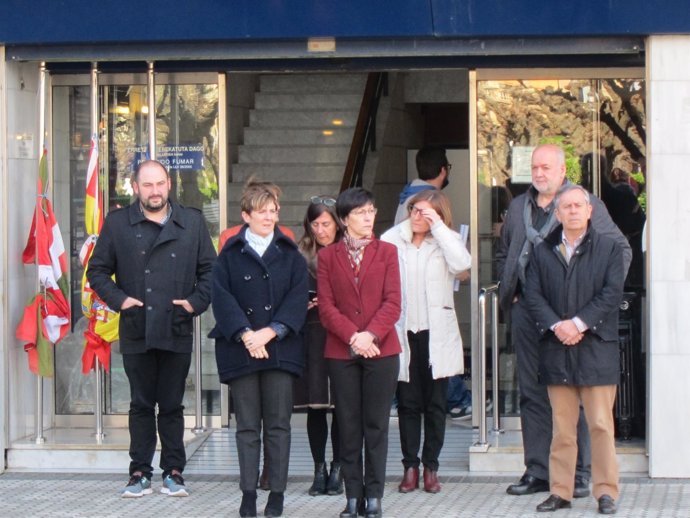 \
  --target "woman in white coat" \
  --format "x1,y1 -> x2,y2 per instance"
381,189 -> 471,495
